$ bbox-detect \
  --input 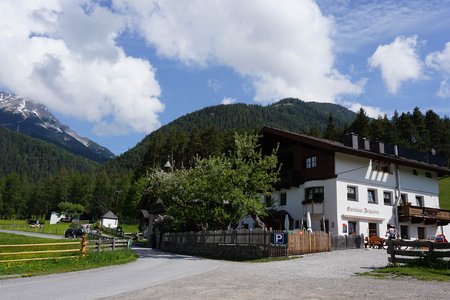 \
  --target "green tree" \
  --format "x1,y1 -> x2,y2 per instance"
323,113 -> 336,140
142,132 -> 279,231
348,108 -> 370,137
57,201 -> 85,220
